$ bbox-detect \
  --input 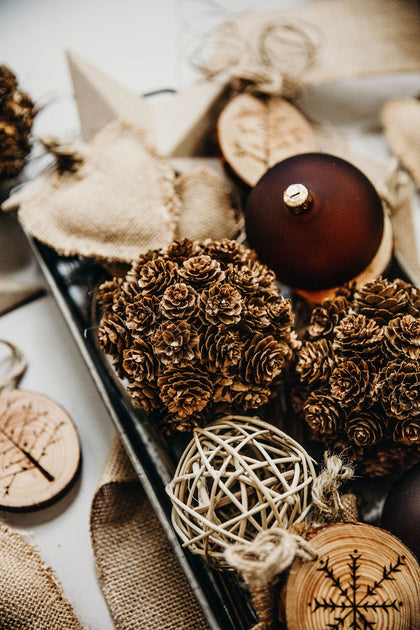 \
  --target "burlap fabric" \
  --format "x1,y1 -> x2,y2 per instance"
0,523 -> 83,630
2,123 -> 241,265
90,435 -> 210,630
